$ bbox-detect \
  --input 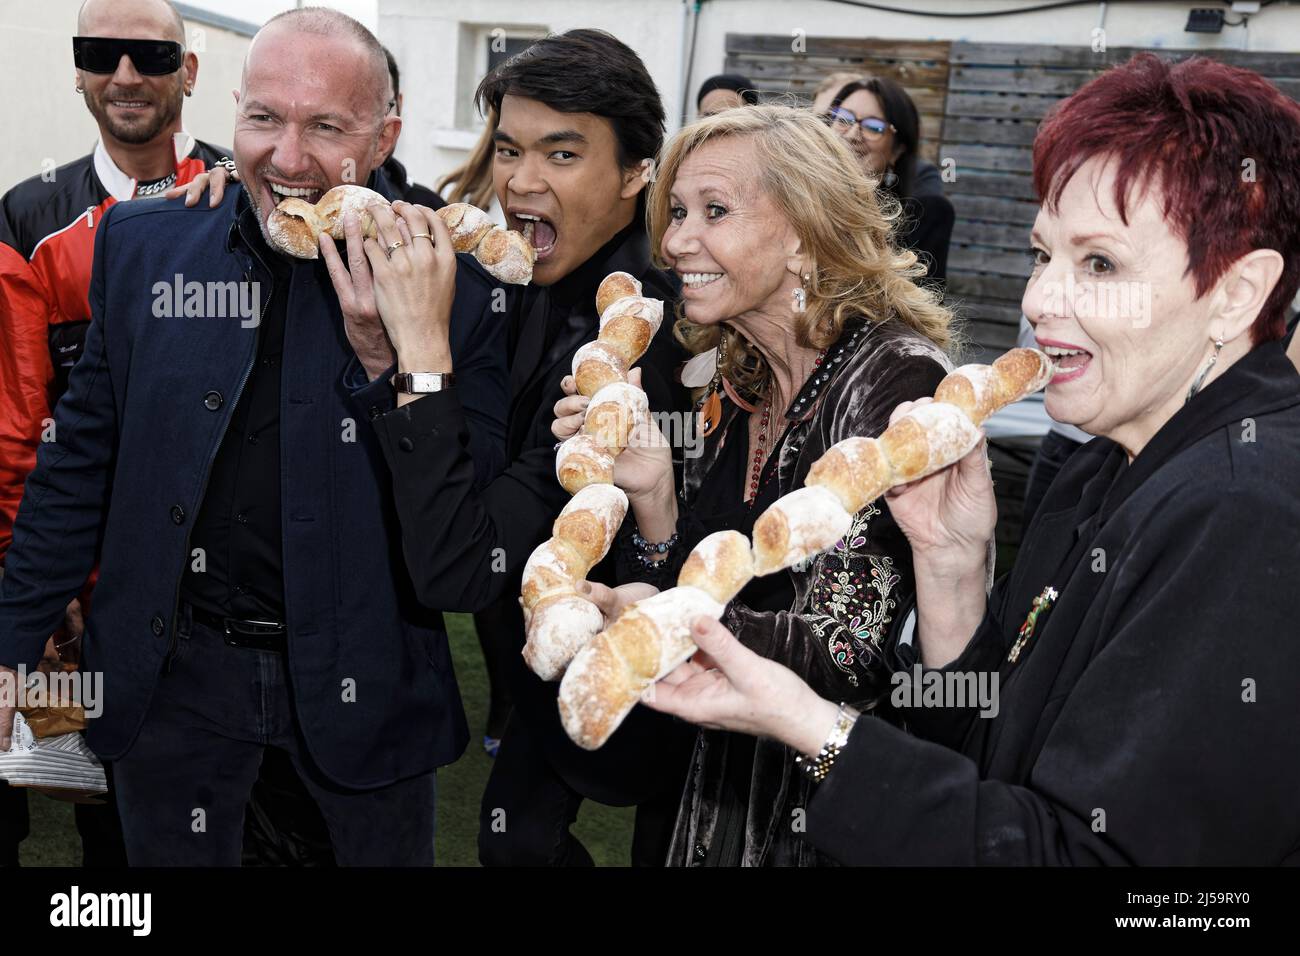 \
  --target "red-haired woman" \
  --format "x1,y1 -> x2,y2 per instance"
641,53 -> 1300,865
